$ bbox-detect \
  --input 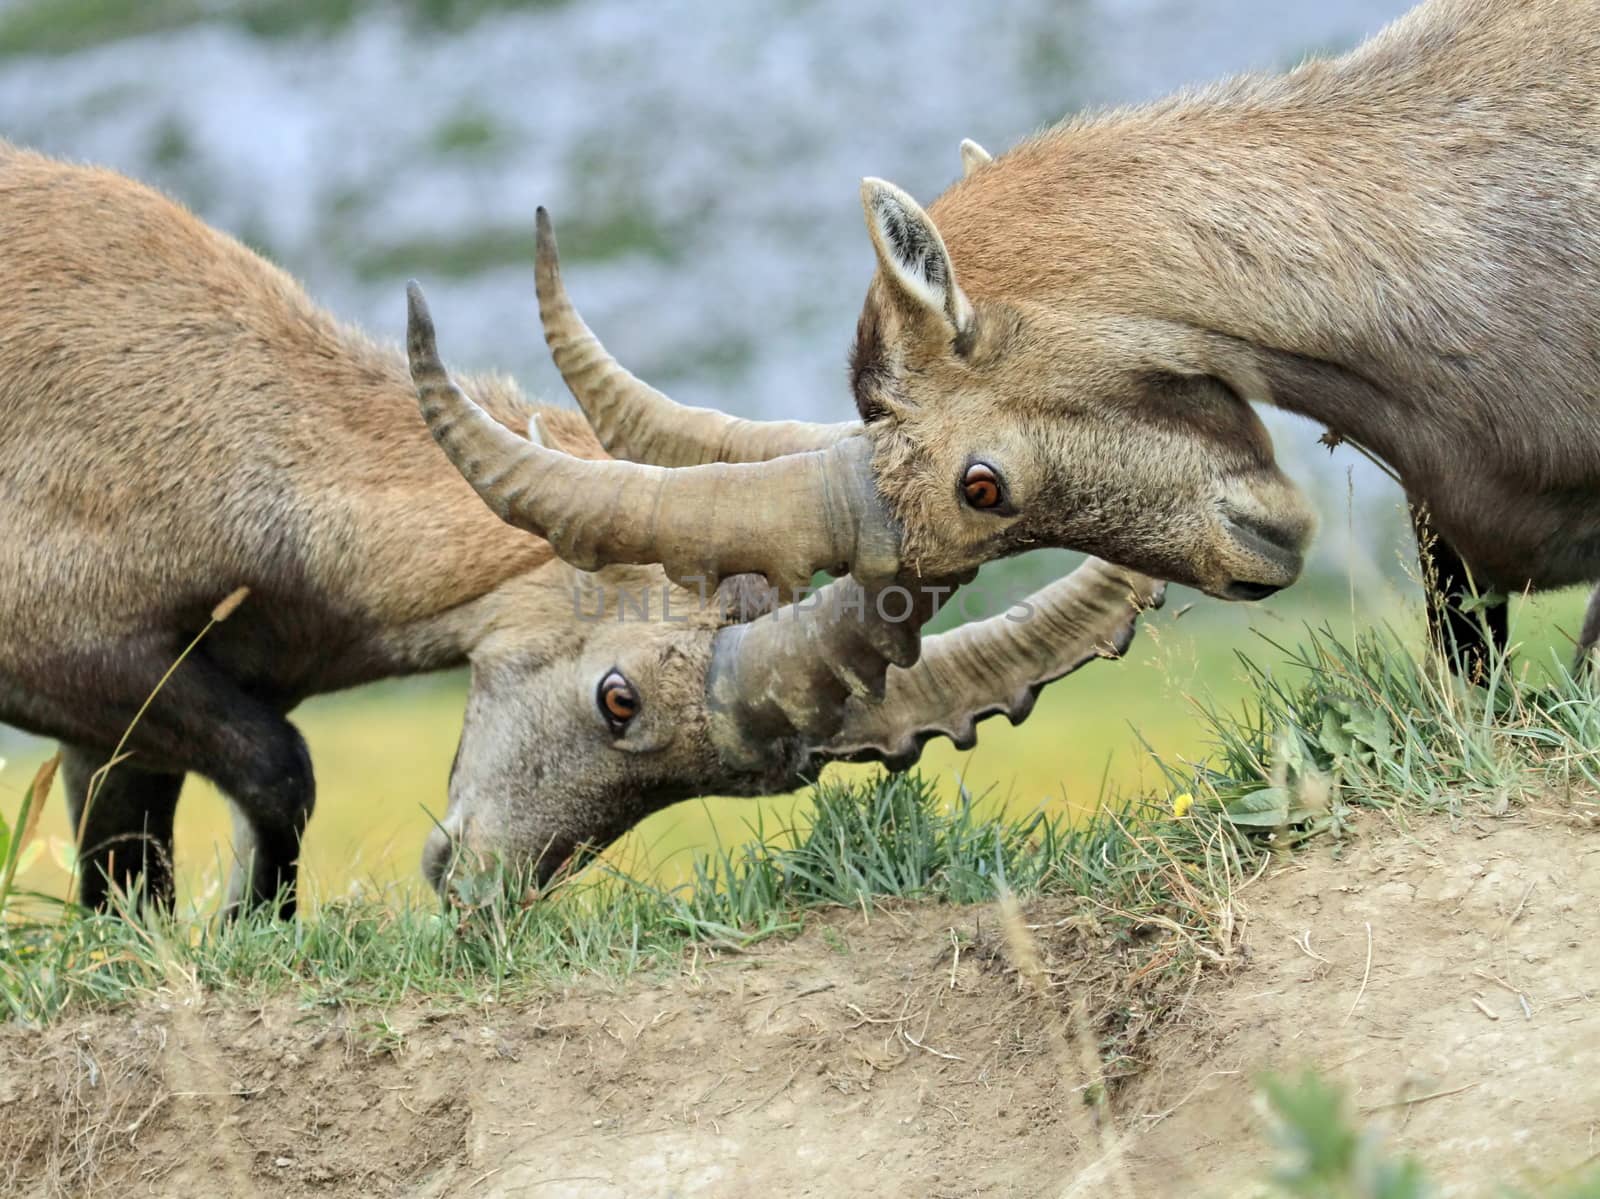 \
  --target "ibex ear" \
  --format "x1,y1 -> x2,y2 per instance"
861,177 -> 975,340
959,138 -> 992,177
526,411 -> 547,446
